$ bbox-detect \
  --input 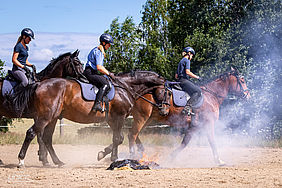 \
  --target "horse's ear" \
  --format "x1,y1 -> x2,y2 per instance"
71,49 -> 80,57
